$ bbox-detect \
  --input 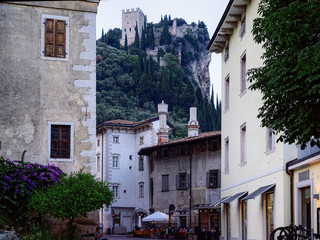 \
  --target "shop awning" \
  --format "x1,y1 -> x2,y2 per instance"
221,192 -> 248,204
242,184 -> 275,200
209,196 -> 229,207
